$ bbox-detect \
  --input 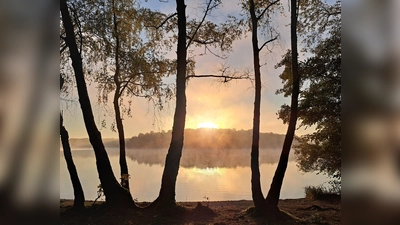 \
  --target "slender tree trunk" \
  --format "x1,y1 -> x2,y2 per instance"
249,0 -> 268,213
60,0 -> 134,207
60,113 -> 85,208
113,86 -> 130,190
265,0 -> 299,208
112,0 -> 130,191
151,0 -> 187,208
60,75 -> 84,208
